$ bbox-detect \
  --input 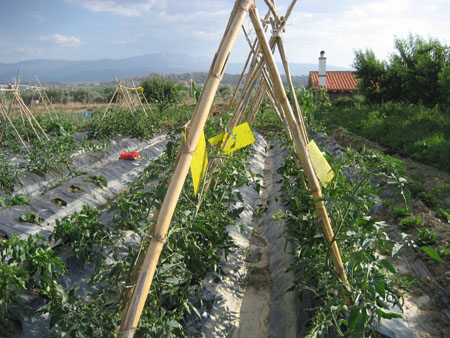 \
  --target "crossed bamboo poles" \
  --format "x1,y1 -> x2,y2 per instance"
118,1 -> 351,336
102,78 -> 152,120
0,75 -> 54,152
